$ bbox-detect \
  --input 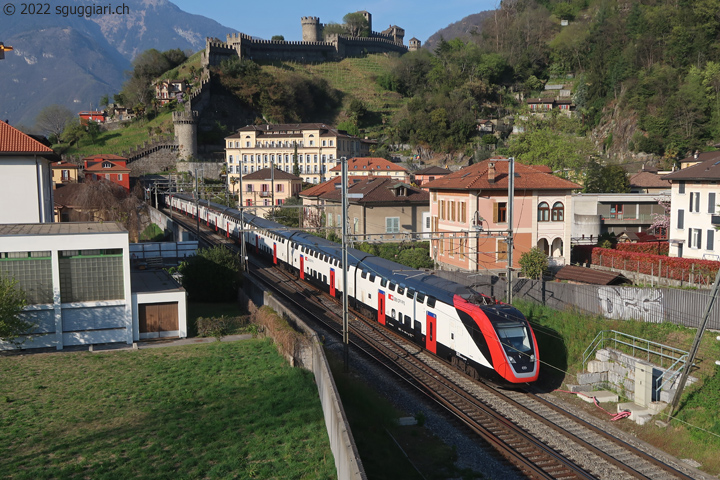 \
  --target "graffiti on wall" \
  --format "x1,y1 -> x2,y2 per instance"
598,287 -> 664,323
